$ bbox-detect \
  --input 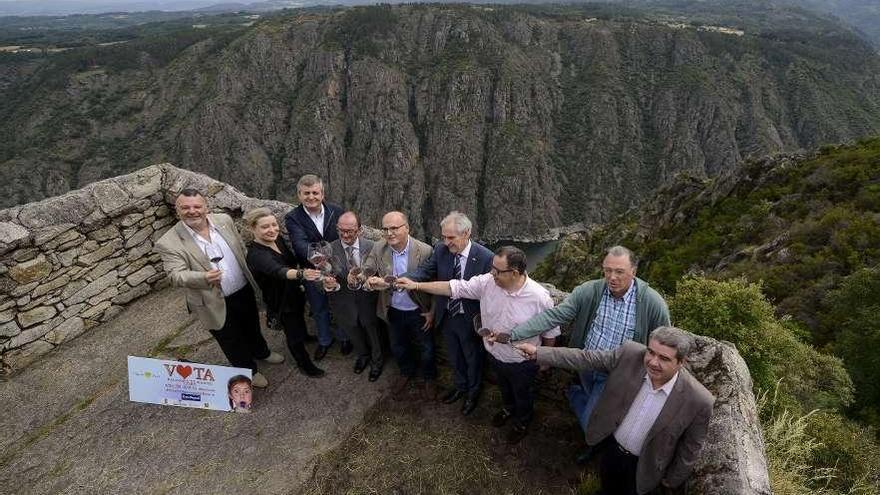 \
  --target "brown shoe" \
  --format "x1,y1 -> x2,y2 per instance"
391,376 -> 410,400
423,380 -> 439,401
